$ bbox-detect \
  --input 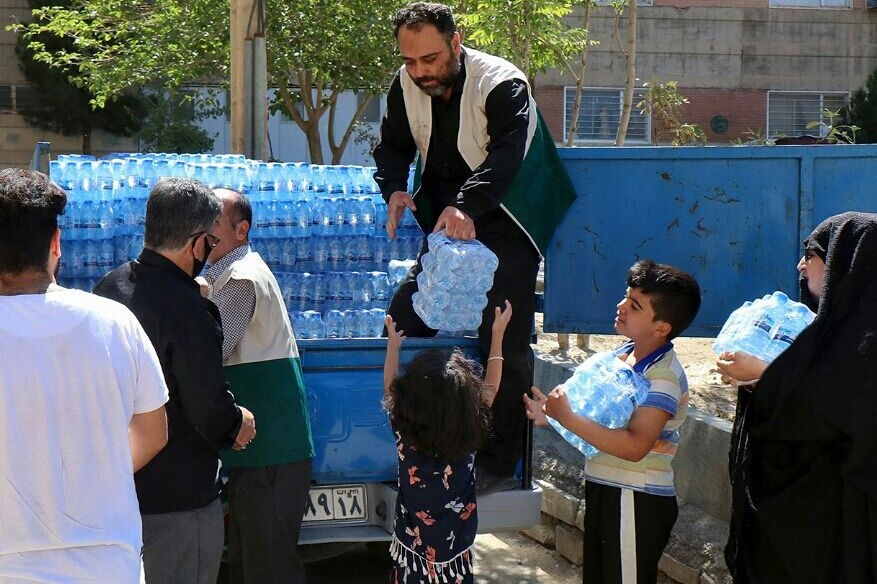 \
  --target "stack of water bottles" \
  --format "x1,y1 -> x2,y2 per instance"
712,291 -> 815,363
49,153 -> 423,339
547,351 -> 652,458
411,232 -> 499,332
